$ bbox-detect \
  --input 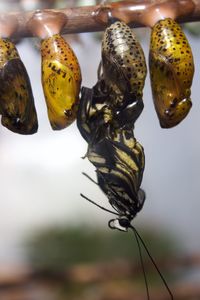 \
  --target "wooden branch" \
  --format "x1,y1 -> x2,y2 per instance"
0,0 -> 200,39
